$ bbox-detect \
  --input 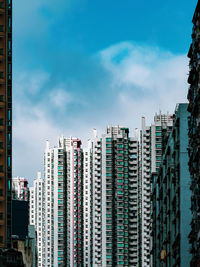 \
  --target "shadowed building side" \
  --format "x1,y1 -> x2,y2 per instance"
0,0 -> 12,249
